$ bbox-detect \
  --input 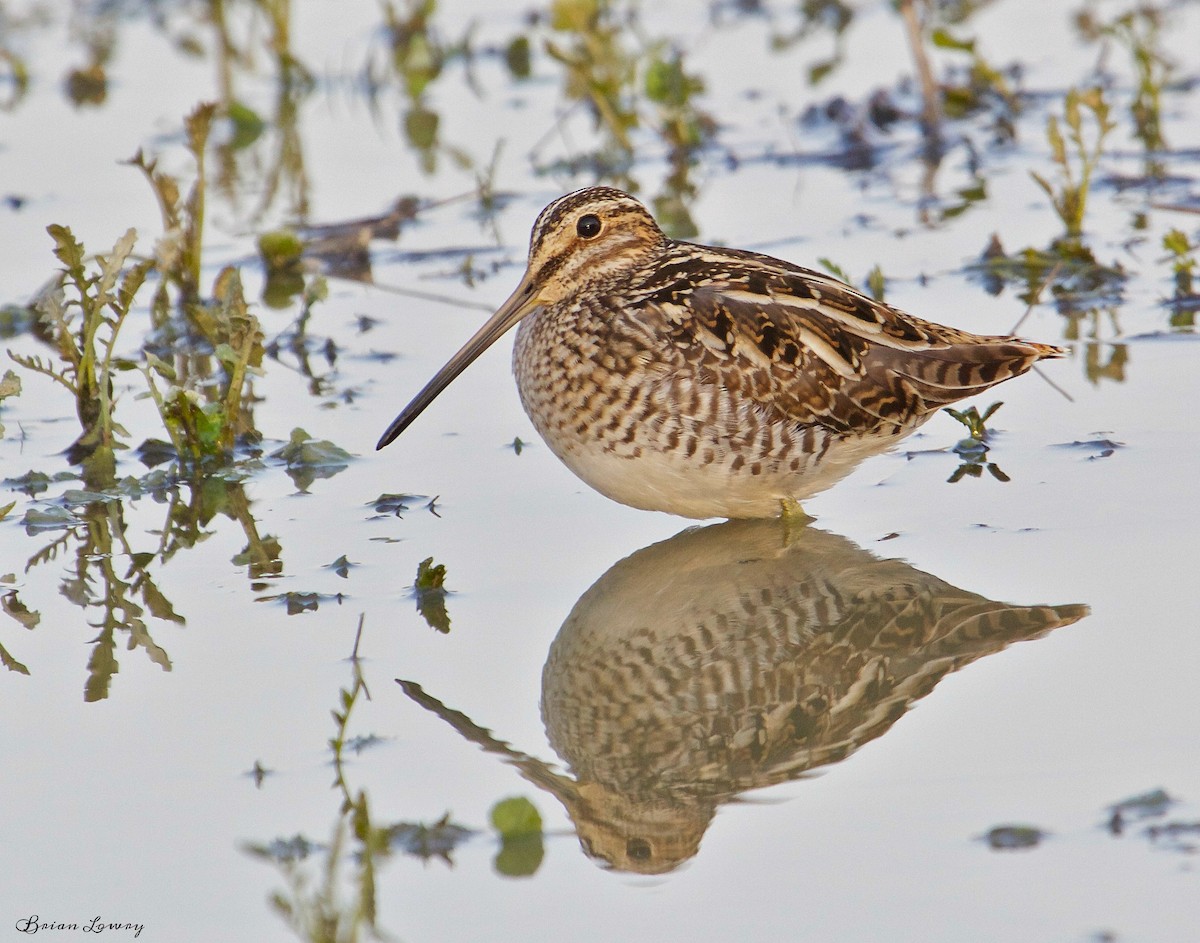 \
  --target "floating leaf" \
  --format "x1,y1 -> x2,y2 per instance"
414,557 -> 450,633
271,428 -> 353,467
21,506 -> 78,532
4,470 -> 71,496
983,825 -> 1046,850
227,100 -> 266,149
490,797 -> 543,840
